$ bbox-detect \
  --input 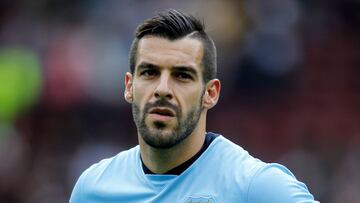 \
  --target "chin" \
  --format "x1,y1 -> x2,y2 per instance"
151,127 -> 175,138
141,127 -> 180,148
